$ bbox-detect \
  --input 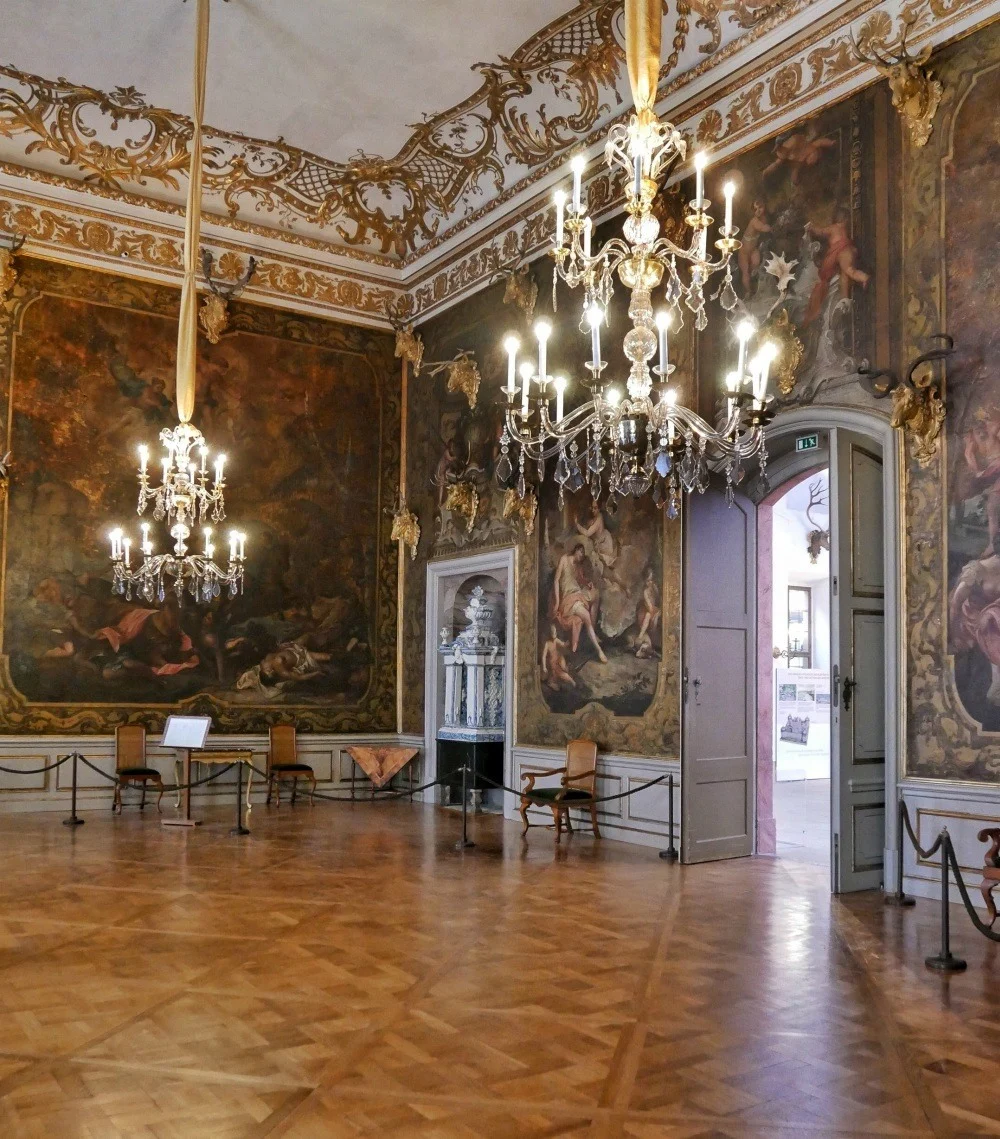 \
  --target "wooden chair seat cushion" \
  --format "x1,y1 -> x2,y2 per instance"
527,787 -> 594,803
118,767 -> 161,779
271,763 -> 313,774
